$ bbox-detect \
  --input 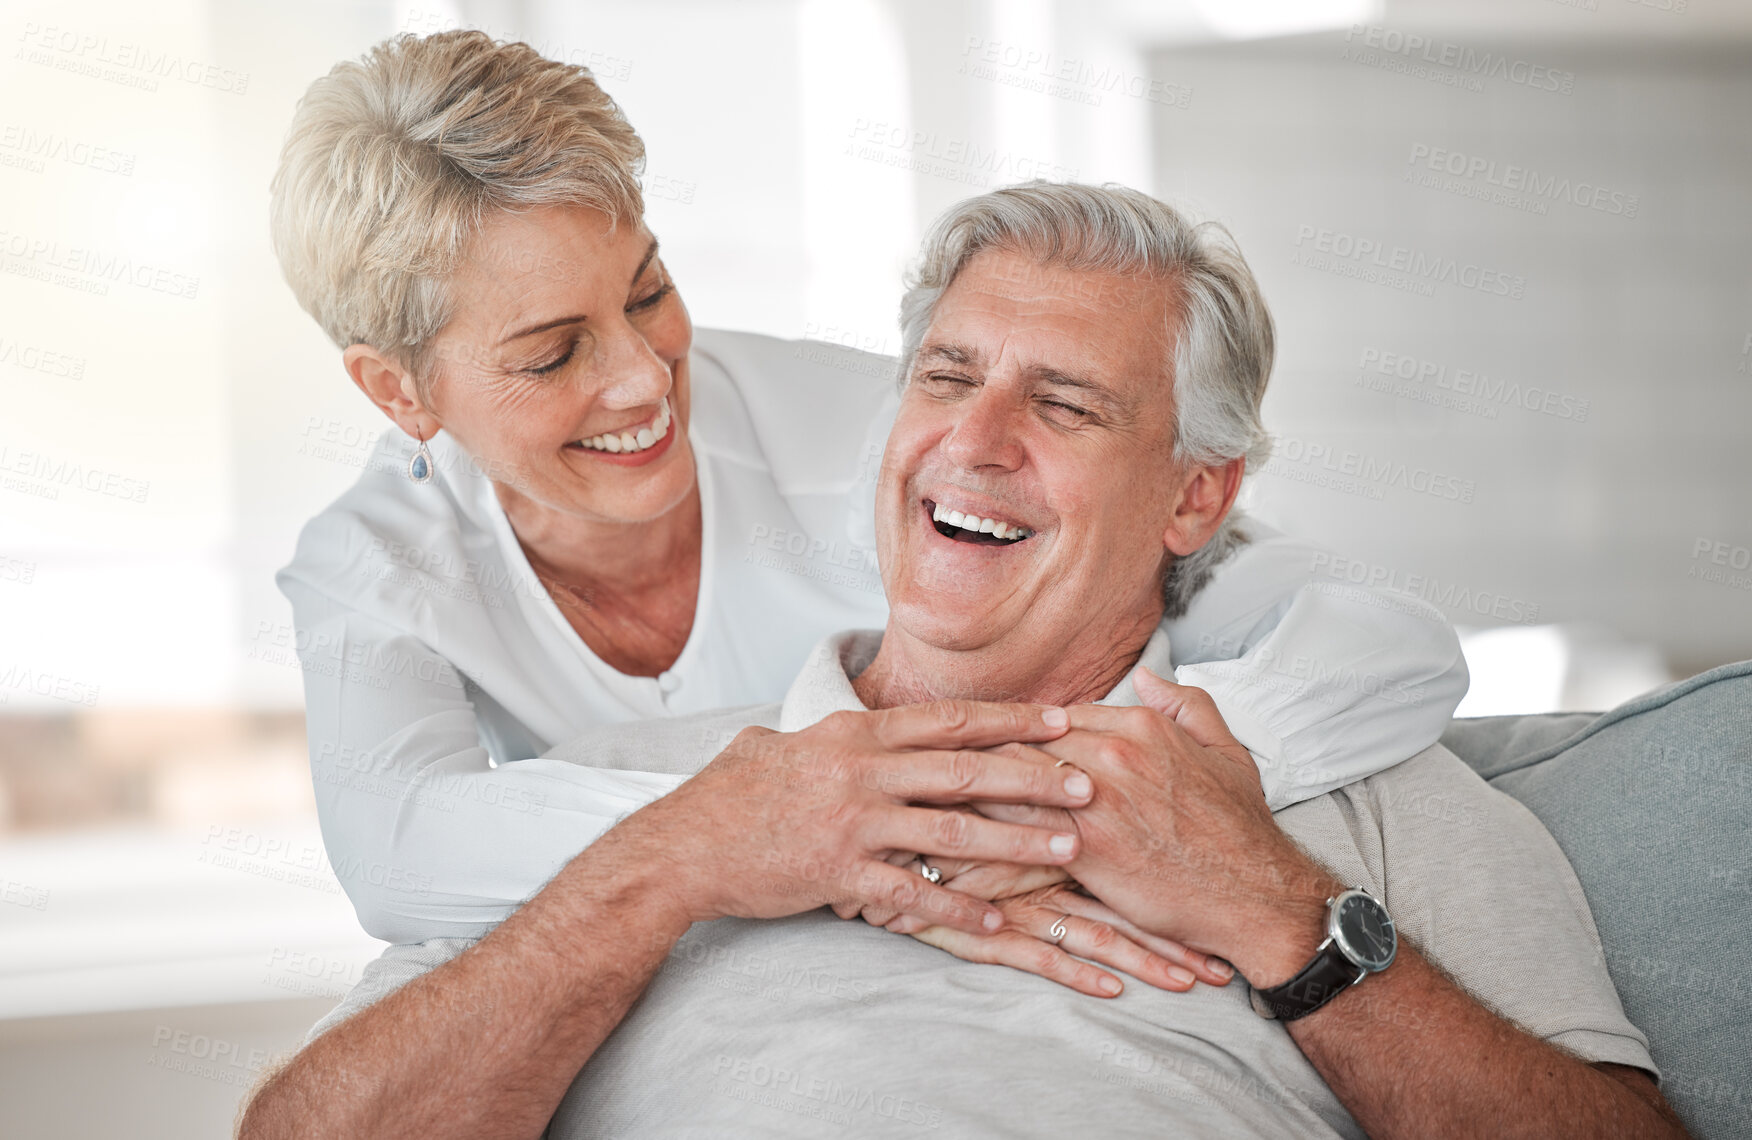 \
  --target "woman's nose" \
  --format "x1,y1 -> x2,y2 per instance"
594,322 -> 672,408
